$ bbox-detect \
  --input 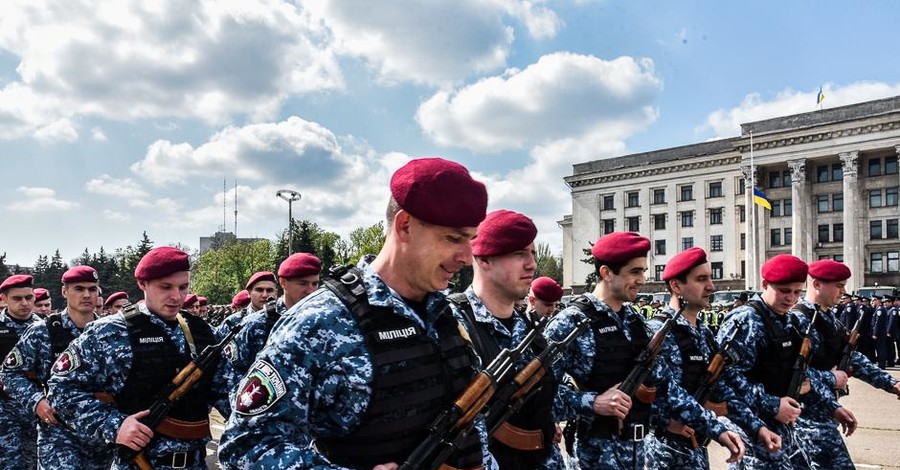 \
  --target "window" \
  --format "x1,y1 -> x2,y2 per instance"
710,208 -> 723,225
739,205 -> 745,223
783,170 -> 792,186
602,219 -> 615,235
680,185 -> 694,201
771,200 -> 781,217
783,199 -> 793,216
869,158 -> 881,177
711,262 -> 724,280
888,219 -> 899,239
653,188 -> 666,205
653,214 -> 666,230
889,251 -> 900,272
817,195 -> 830,213
740,233 -> 746,250
833,223 -> 844,242
871,220 -> 883,239
708,181 -> 723,198
626,216 -> 640,232
741,261 -> 746,279
886,155 -> 898,175
736,177 -> 746,195
869,190 -> 883,208
655,239 -> 666,256
771,229 -> 782,246
816,165 -> 829,183
818,224 -> 830,244
832,194 -> 843,212
655,265 -> 666,281
832,164 -> 843,181
710,235 -> 723,252
682,237 -> 694,251
627,191 -> 639,208
769,171 -> 782,188
784,228 -> 792,245
603,195 -> 615,211
871,252 -> 884,273
833,254 -> 844,263
680,211 -> 694,227
886,187 -> 898,207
